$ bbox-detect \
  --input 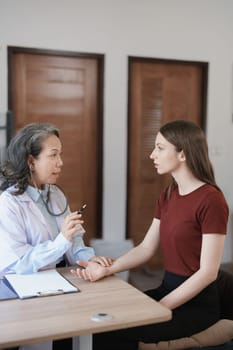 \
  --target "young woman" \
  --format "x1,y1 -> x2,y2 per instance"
0,123 -> 112,350
71,120 -> 229,350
